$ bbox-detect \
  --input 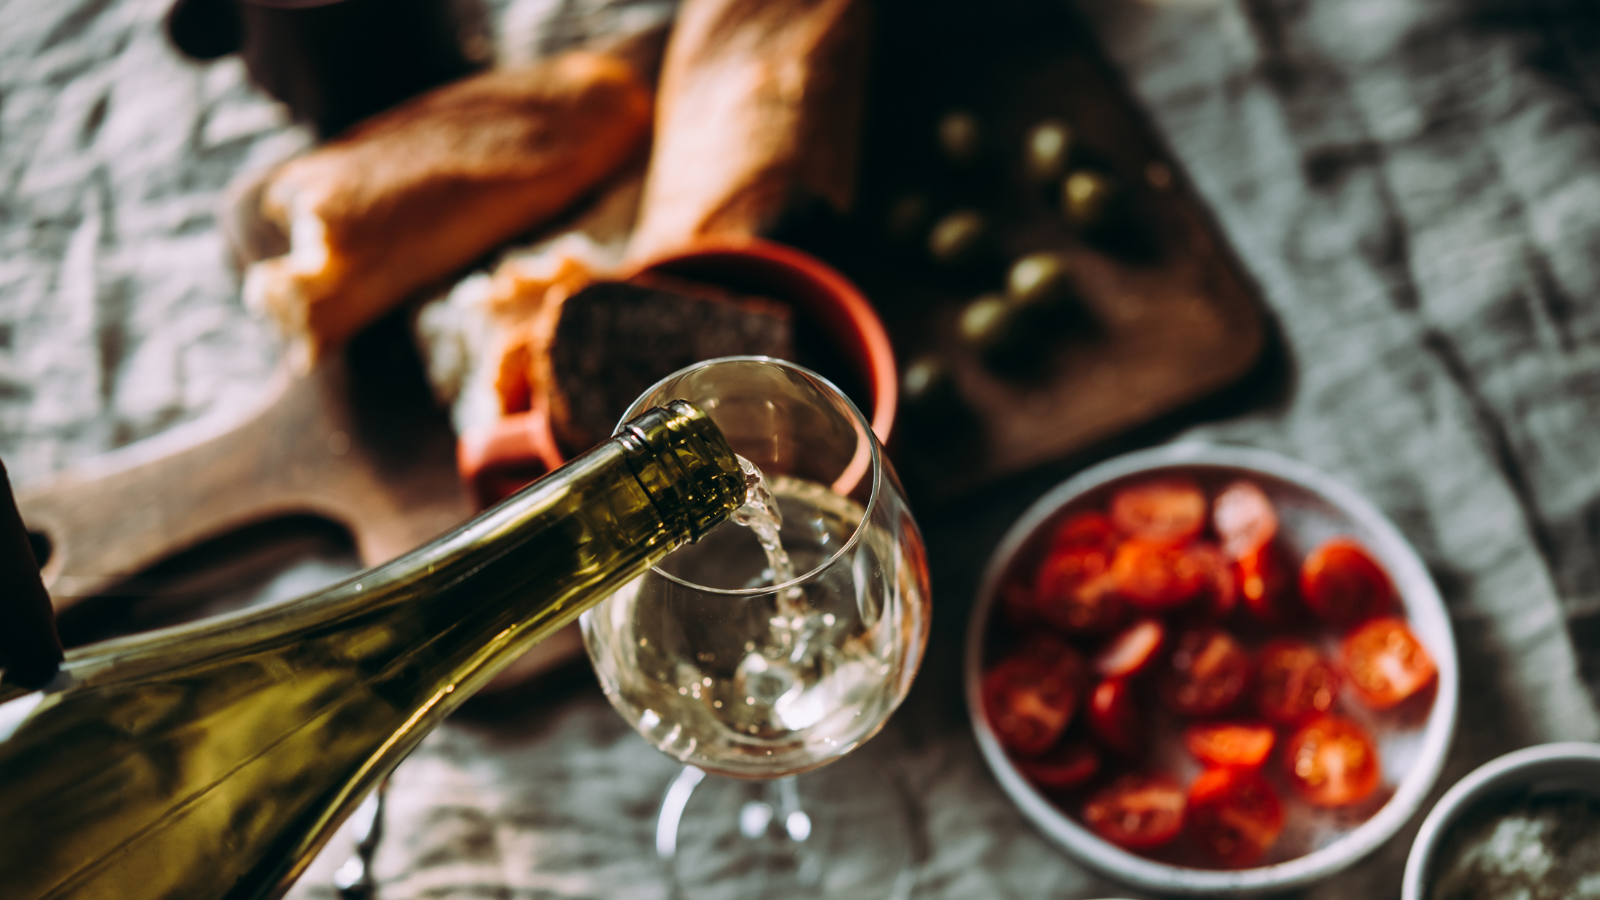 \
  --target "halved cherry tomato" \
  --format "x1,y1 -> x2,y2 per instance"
1088,678 -> 1141,752
1047,511 -> 1120,553
1237,542 -> 1293,623
1083,774 -> 1186,850
1094,619 -> 1167,678
1110,540 -> 1204,611
1340,617 -> 1437,710
1016,741 -> 1101,791
1001,580 -> 1036,627
1036,545 -> 1126,633
1284,715 -> 1381,807
1255,638 -> 1340,725
1301,538 -> 1394,626
1160,627 -> 1250,717
982,647 -> 1086,756
1213,481 -> 1278,561
1188,542 -> 1239,618
1185,767 -> 1286,866
1183,722 -> 1276,769
1013,633 -> 1078,663
1110,477 -> 1206,545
